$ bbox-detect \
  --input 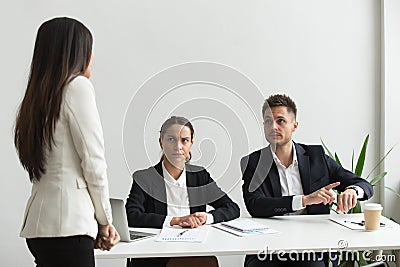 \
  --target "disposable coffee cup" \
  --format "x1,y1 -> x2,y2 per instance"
363,203 -> 383,231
